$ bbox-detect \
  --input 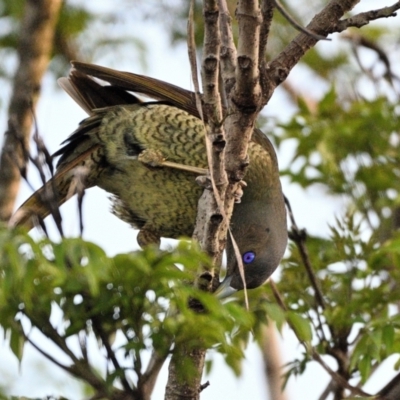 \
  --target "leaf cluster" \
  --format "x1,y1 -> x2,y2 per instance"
0,227 -> 256,396
269,80 -> 400,388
